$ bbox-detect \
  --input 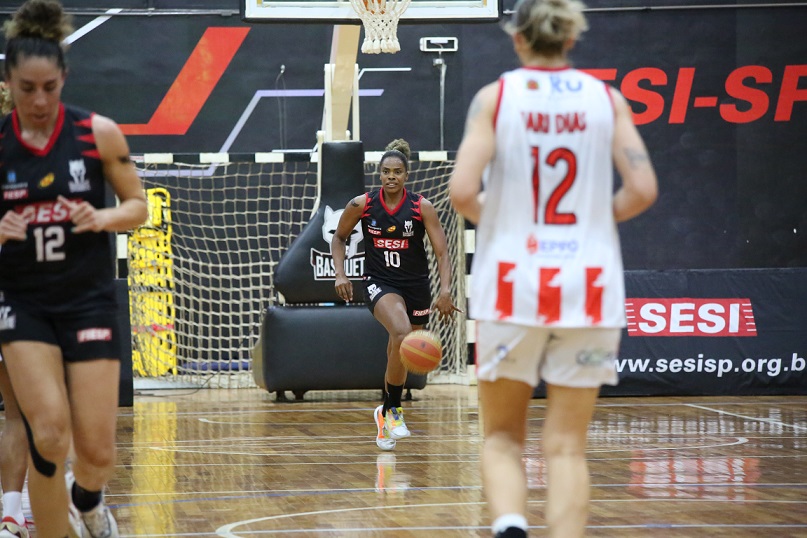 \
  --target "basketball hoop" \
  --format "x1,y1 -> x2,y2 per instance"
350,0 -> 411,54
